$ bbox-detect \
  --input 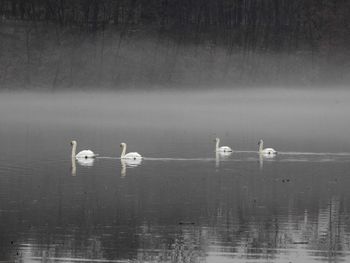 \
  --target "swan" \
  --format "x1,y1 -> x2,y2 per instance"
120,142 -> 142,160
71,140 -> 97,159
215,138 -> 233,153
258,139 -> 277,155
